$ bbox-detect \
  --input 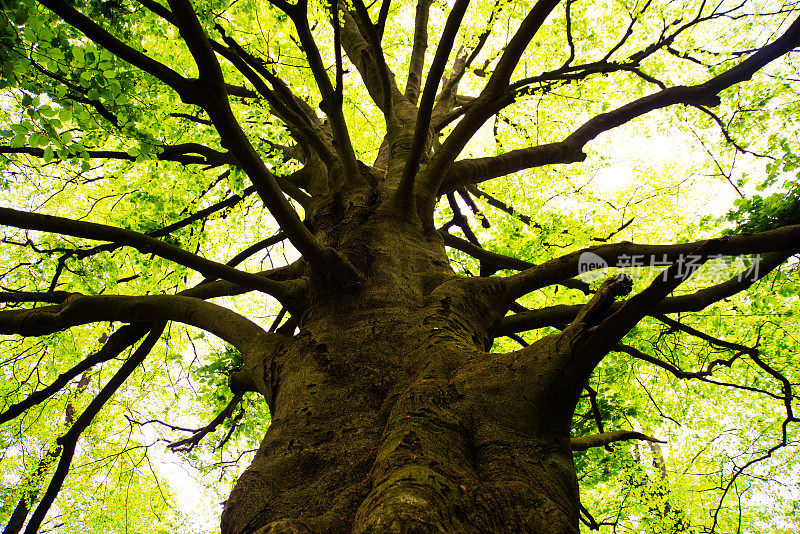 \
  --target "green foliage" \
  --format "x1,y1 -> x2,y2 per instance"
726,179 -> 800,233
